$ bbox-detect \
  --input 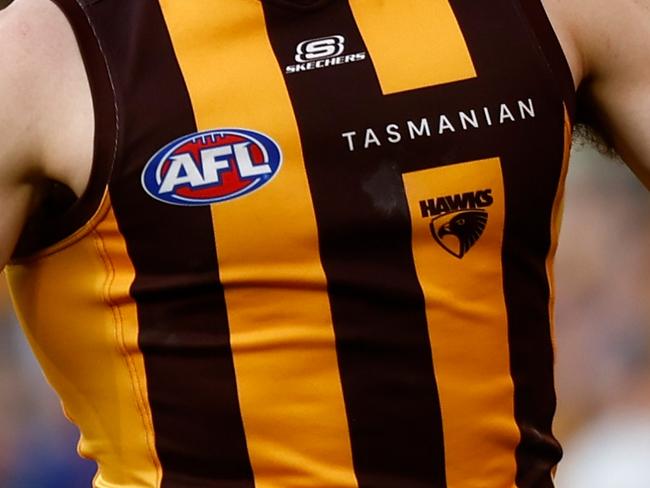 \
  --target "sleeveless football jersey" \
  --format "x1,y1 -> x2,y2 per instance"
6,0 -> 575,487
